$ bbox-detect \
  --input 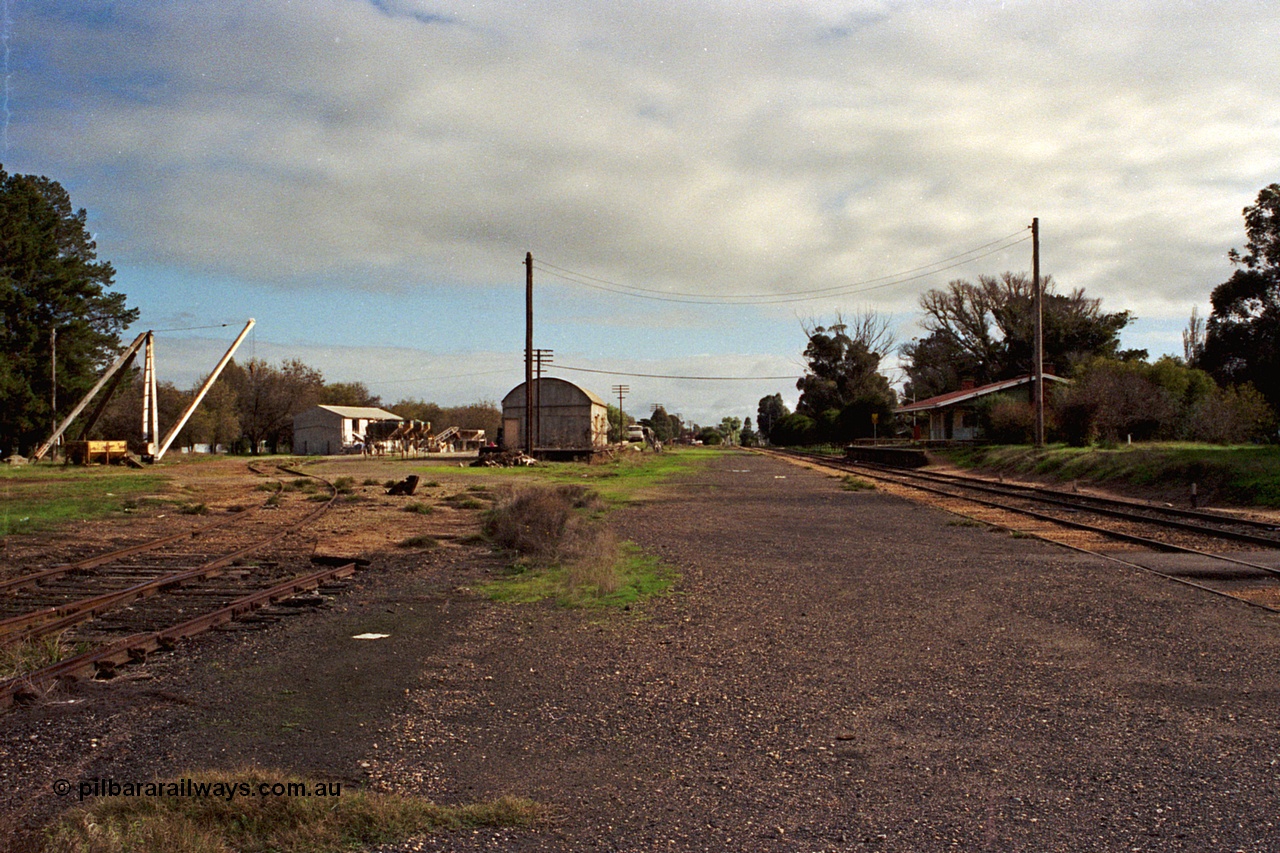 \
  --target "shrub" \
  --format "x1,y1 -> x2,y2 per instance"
483,488 -> 575,563
1184,383 -> 1277,443
483,485 -> 610,565
982,396 -> 1036,444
